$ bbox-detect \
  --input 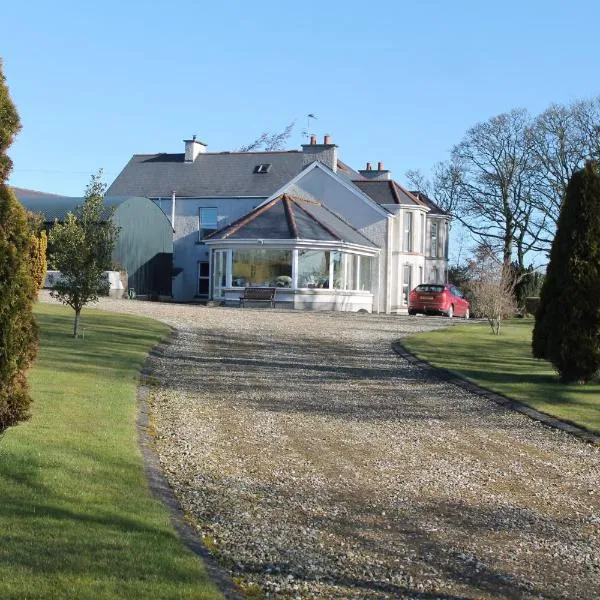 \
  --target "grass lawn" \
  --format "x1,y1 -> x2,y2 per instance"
402,318 -> 600,434
0,303 -> 223,600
